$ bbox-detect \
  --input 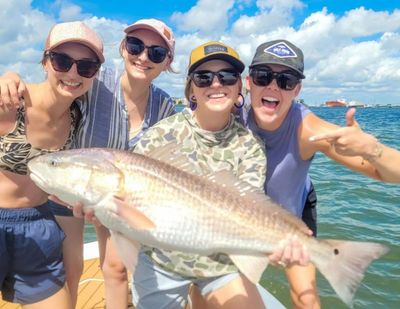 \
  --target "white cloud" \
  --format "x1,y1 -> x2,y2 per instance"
232,0 -> 303,37
171,0 -> 235,35
336,7 -> 400,37
59,2 -> 87,21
